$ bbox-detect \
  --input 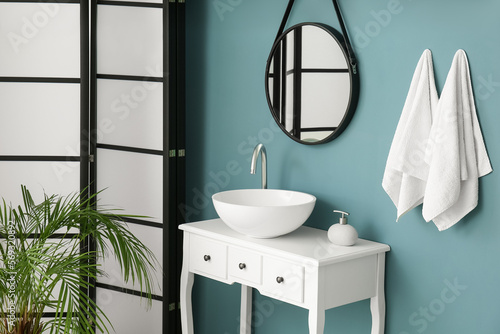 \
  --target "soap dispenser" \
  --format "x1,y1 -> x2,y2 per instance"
328,210 -> 358,246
